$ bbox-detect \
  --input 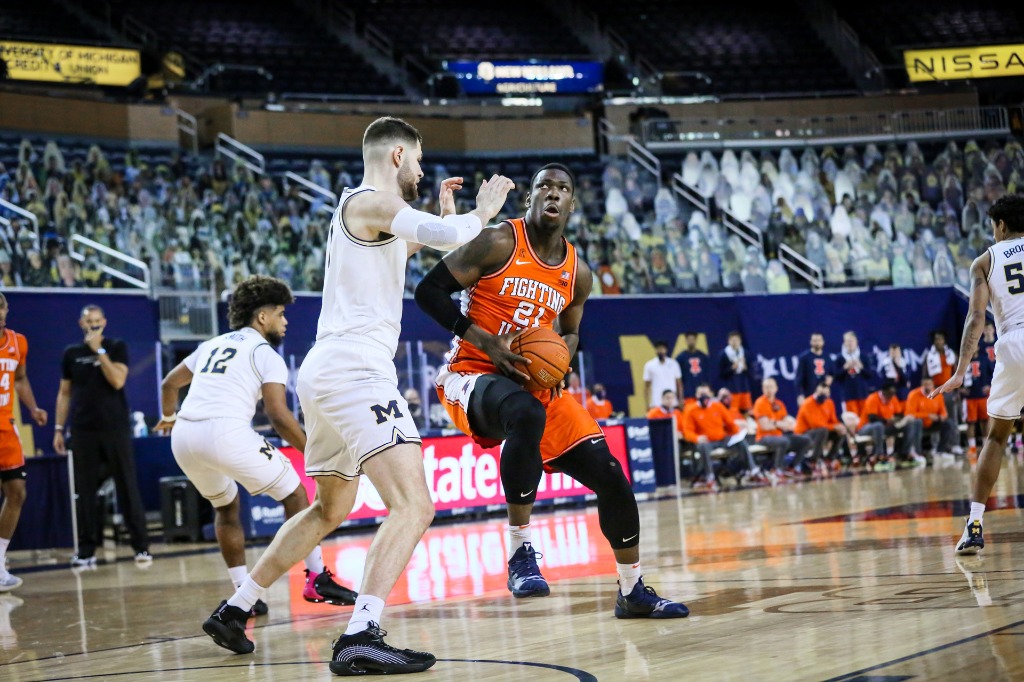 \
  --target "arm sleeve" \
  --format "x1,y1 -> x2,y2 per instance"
254,344 -> 289,385
390,207 -> 482,251
414,260 -> 472,338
